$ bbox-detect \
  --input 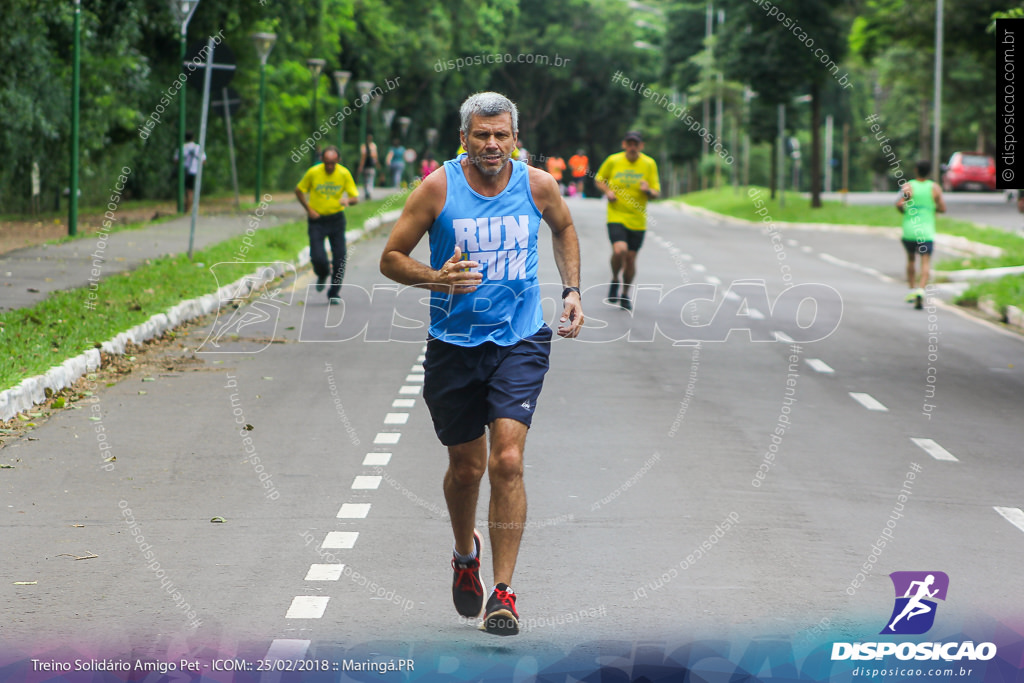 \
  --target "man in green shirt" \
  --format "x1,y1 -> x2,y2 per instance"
896,160 -> 946,310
